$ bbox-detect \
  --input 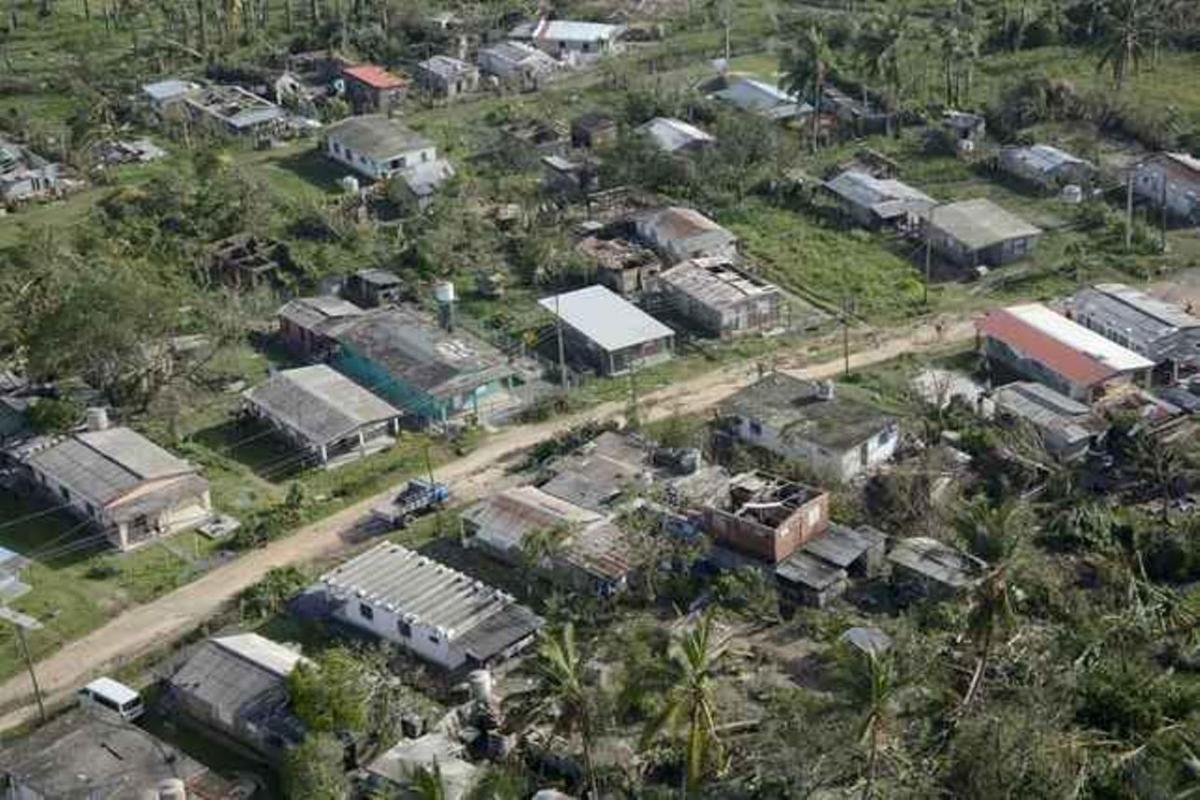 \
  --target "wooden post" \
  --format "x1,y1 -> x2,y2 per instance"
1125,167 -> 1135,252
555,294 -> 568,394
924,207 -> 934,306
14,624 -> 46,724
